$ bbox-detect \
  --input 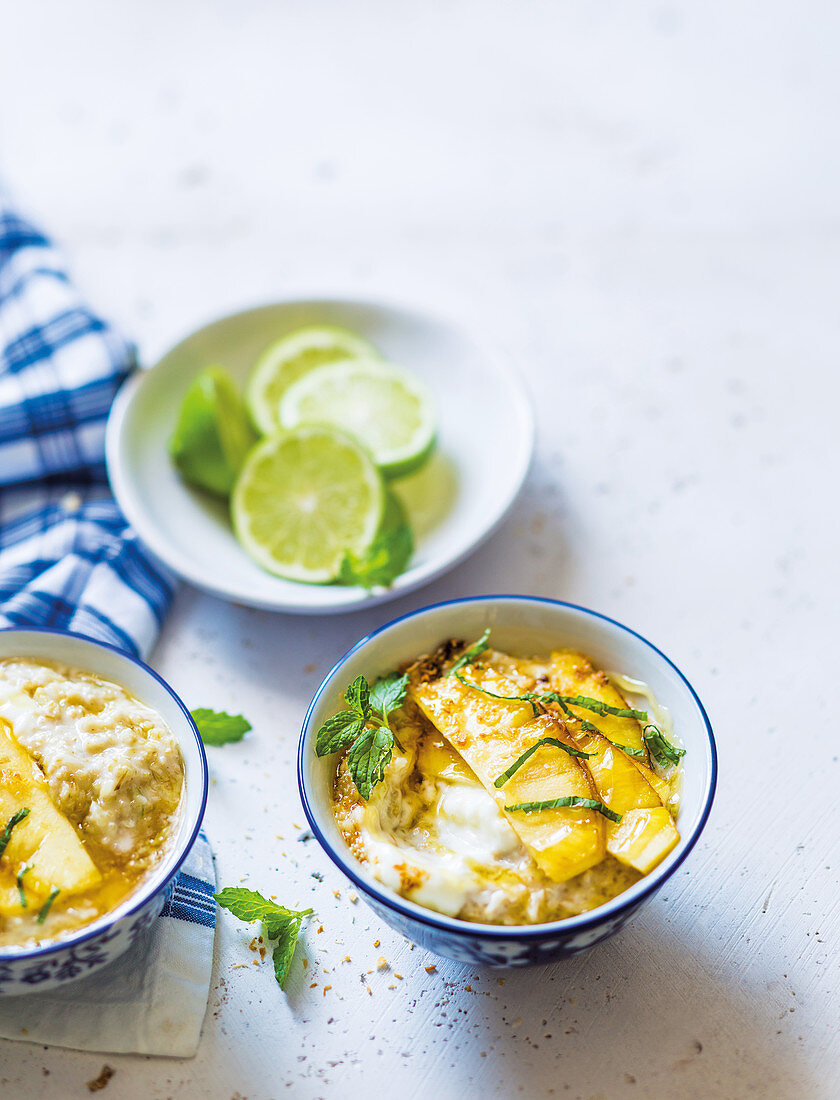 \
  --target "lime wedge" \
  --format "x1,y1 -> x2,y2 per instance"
278,359 -> 436,479
169,367 -> 257,496
231,427 -> 385,583
246,326 -> 379,436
